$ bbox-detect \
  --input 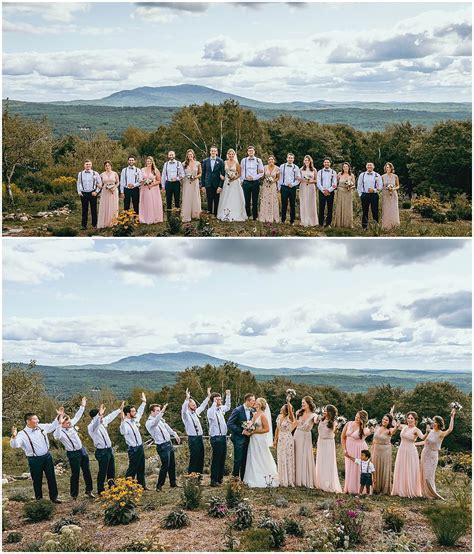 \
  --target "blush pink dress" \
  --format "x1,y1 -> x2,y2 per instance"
315,419 -> 342,493
344,422 -> 368,494
139,168 -> 163,224
294,415 -> 316,488
391,425 -> 423,498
